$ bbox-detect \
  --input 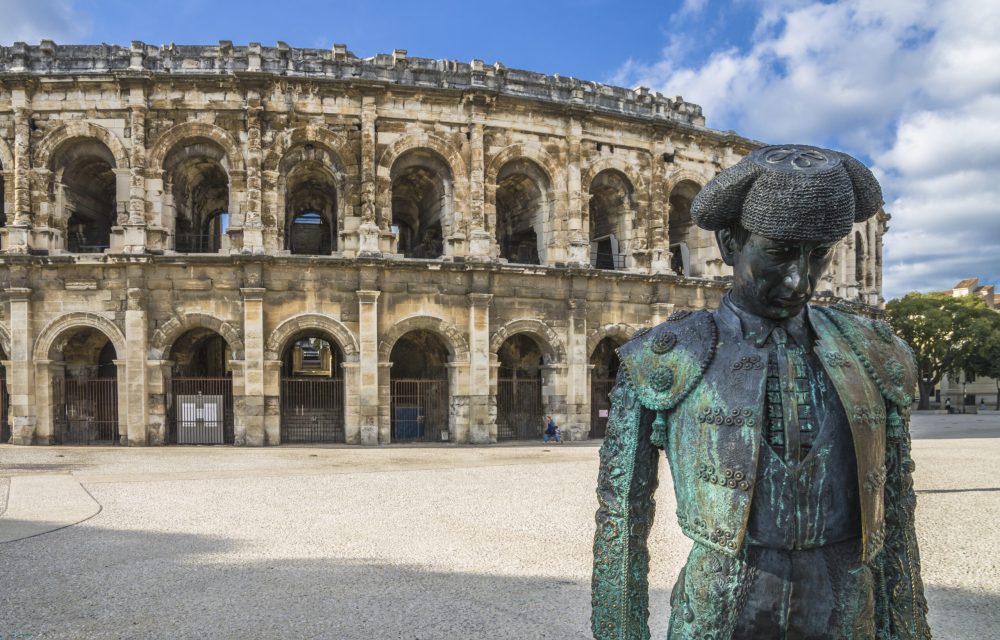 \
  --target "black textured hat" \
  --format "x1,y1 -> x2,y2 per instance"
690,144 -> 883,242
